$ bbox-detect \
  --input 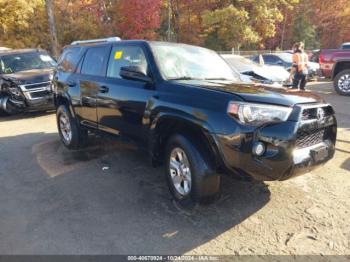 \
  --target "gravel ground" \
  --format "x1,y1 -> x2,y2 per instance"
0,81 -> 349,255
